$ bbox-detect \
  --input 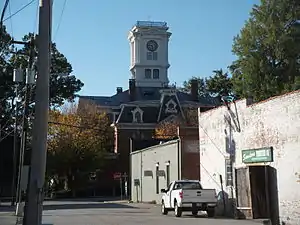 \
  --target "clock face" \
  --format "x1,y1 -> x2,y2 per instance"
146,40 -> 158,52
